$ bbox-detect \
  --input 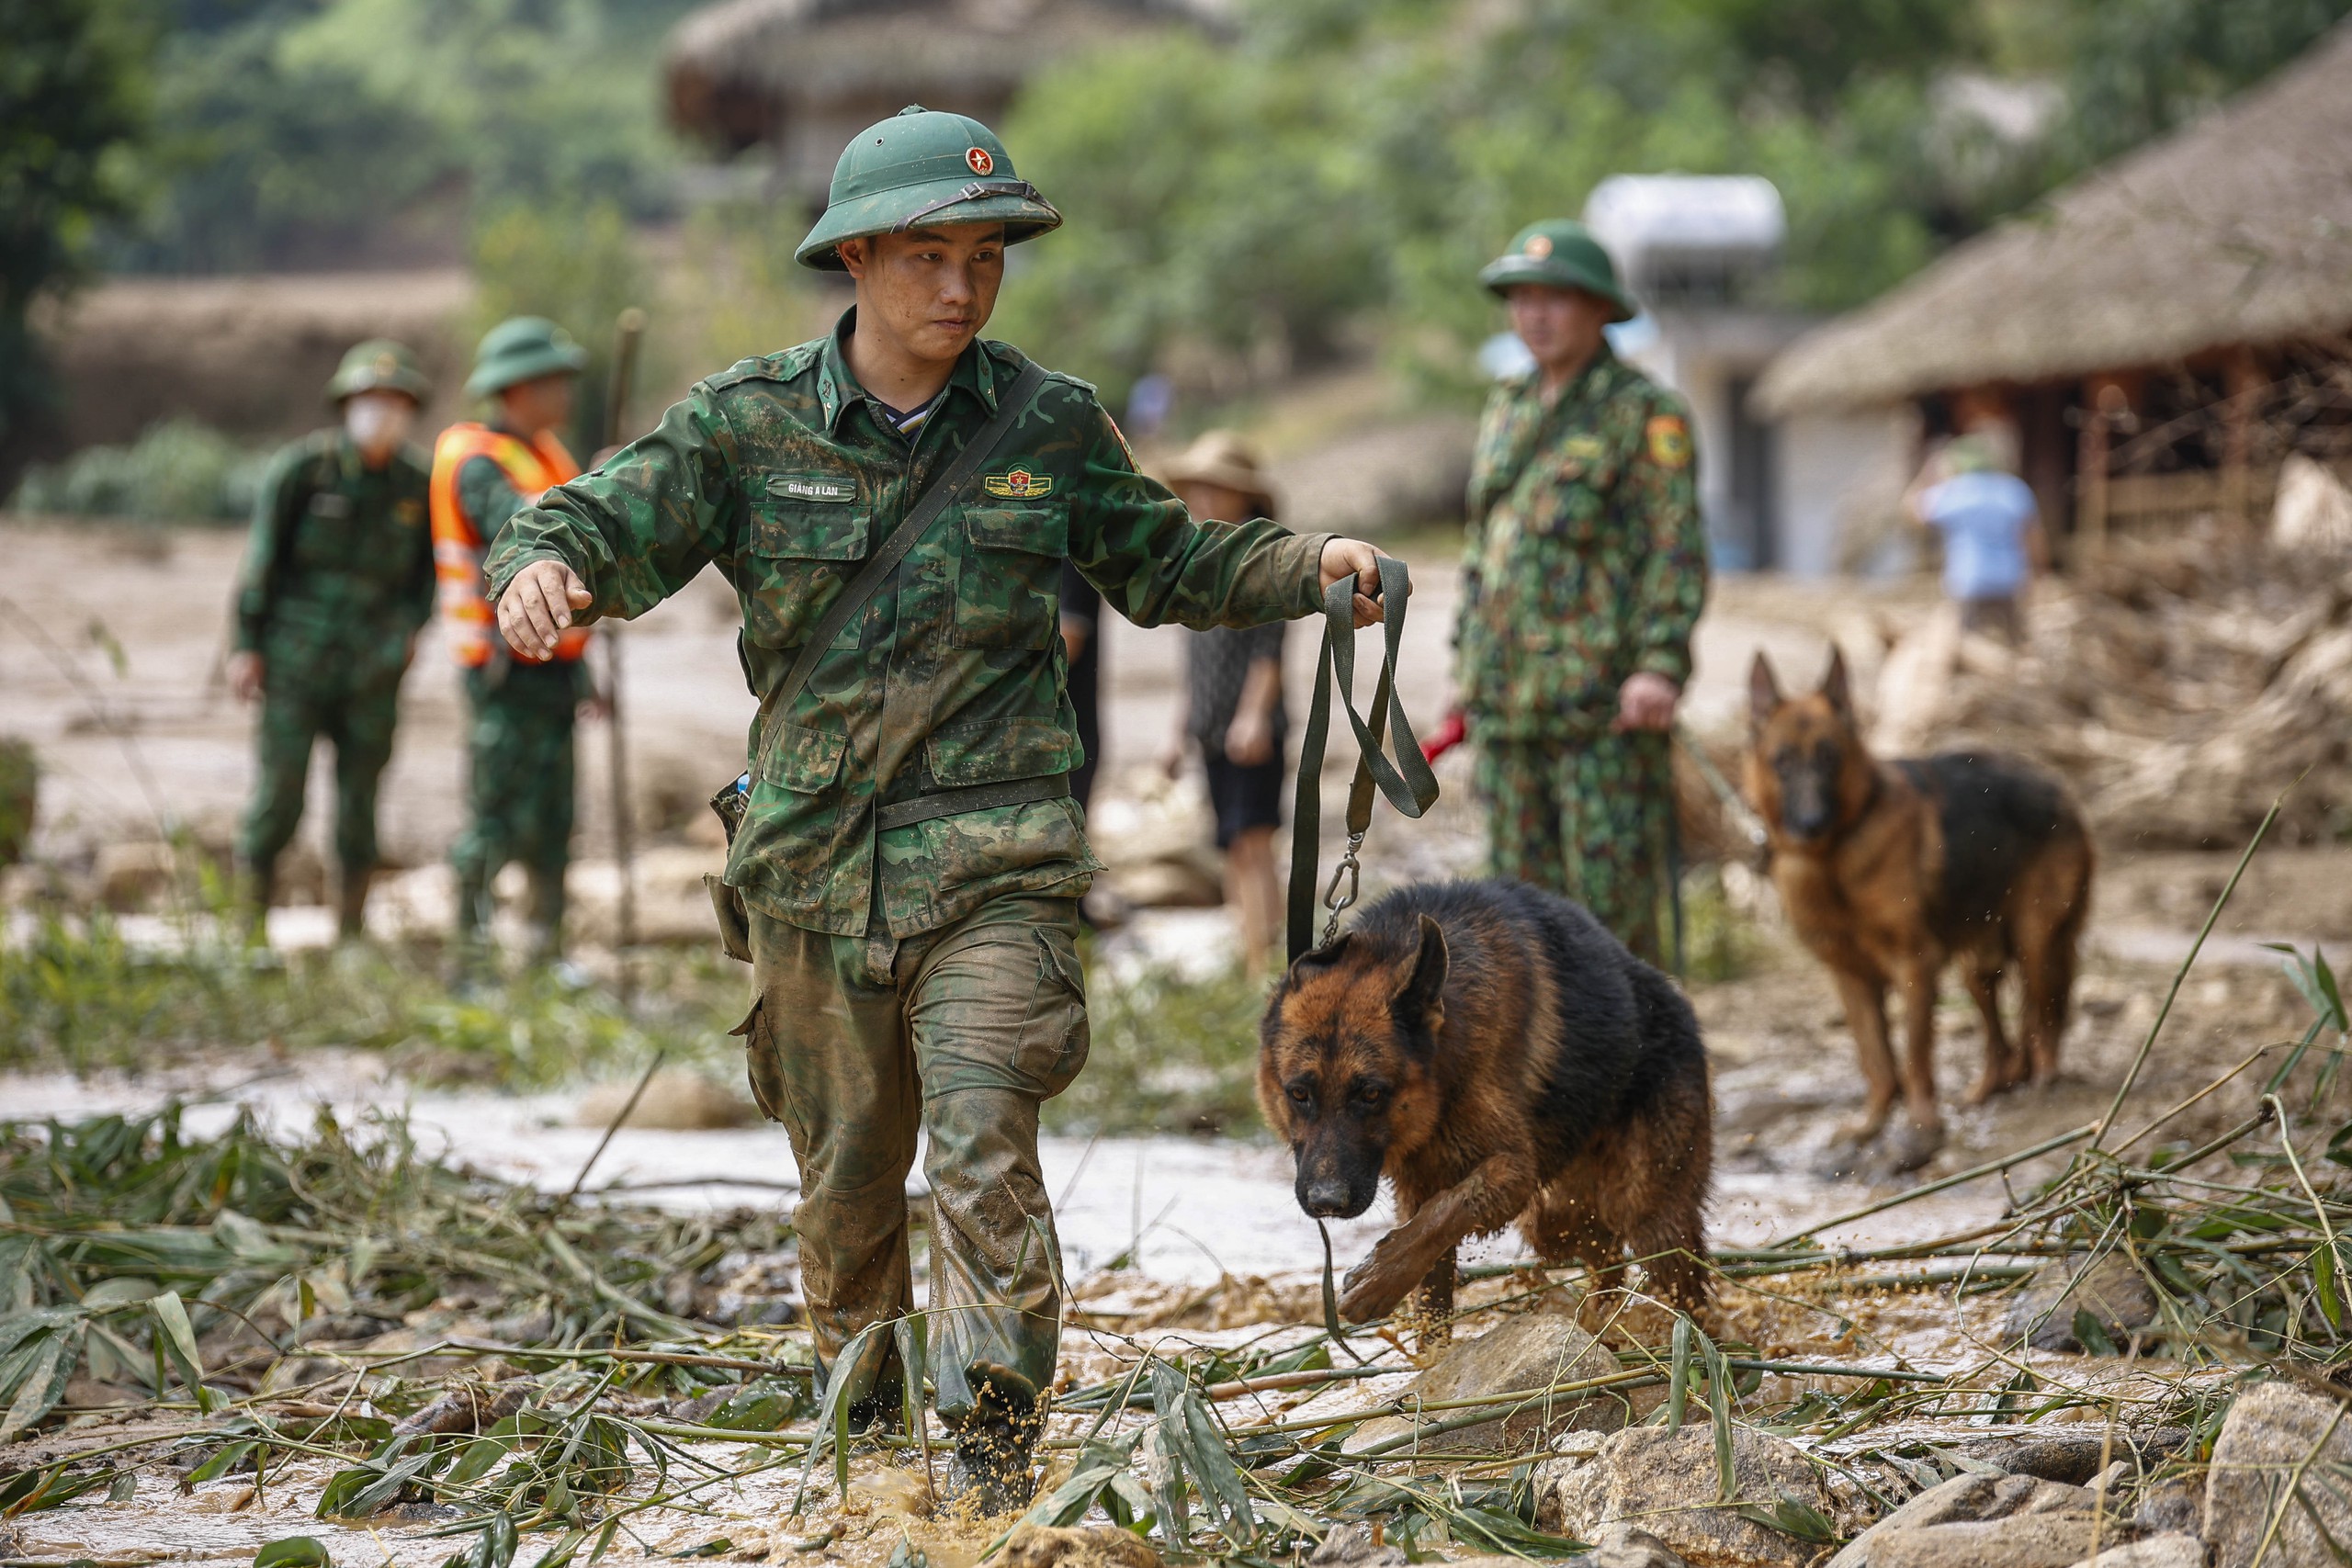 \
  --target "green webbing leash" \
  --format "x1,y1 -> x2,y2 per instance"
1317,1219 -> 1372,1365
1285,555 -> 1442,964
